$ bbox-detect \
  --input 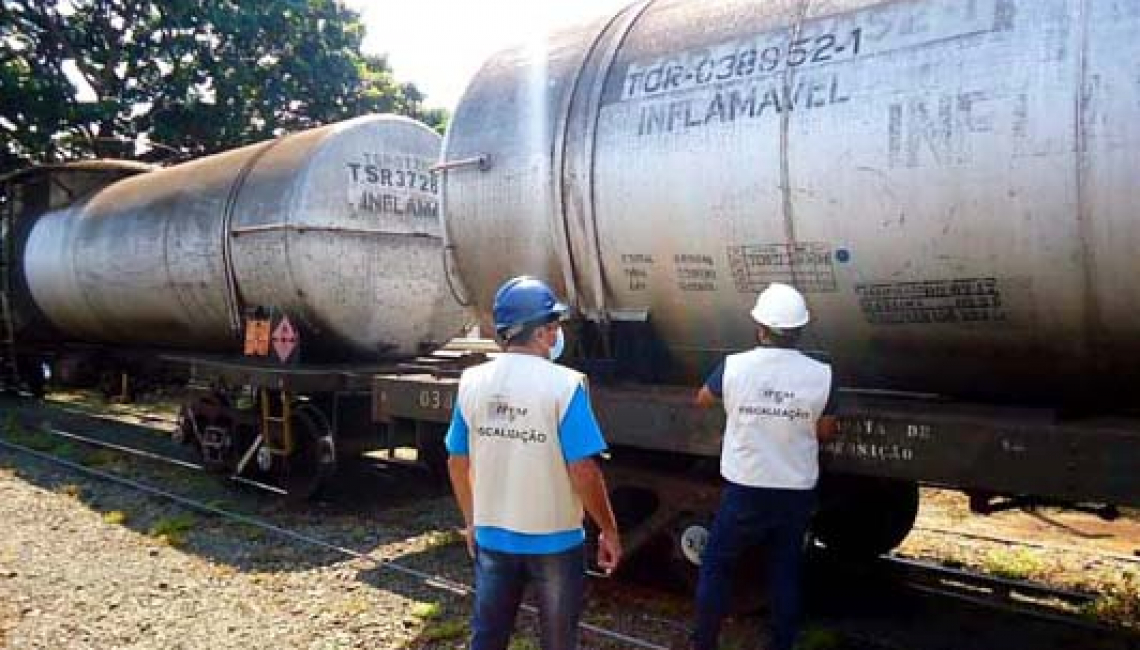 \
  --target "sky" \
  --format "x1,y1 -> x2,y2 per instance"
347,0 -> 633,110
